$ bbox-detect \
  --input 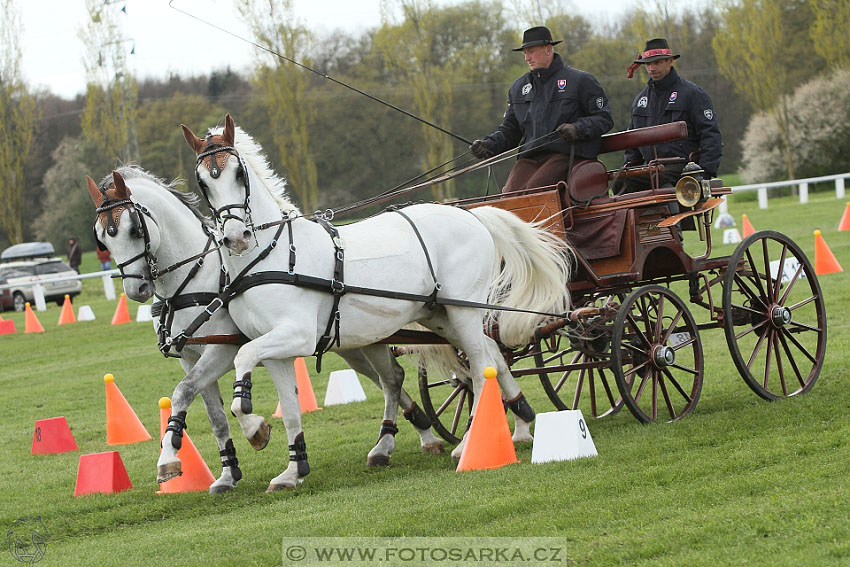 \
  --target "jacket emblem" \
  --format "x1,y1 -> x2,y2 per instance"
669,91 -> 678,102
522,83 -> 532,95
704,109 -> 714,120
637,96 -> 648,108
557,79 -> 566,90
